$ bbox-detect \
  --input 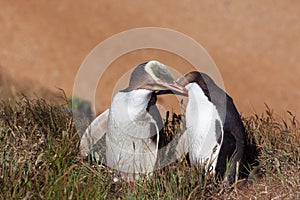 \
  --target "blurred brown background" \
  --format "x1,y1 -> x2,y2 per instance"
0,1 -> 299,118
